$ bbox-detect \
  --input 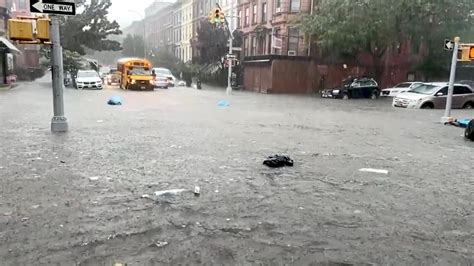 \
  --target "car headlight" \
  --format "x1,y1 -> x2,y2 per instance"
131,79 -> 136,84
